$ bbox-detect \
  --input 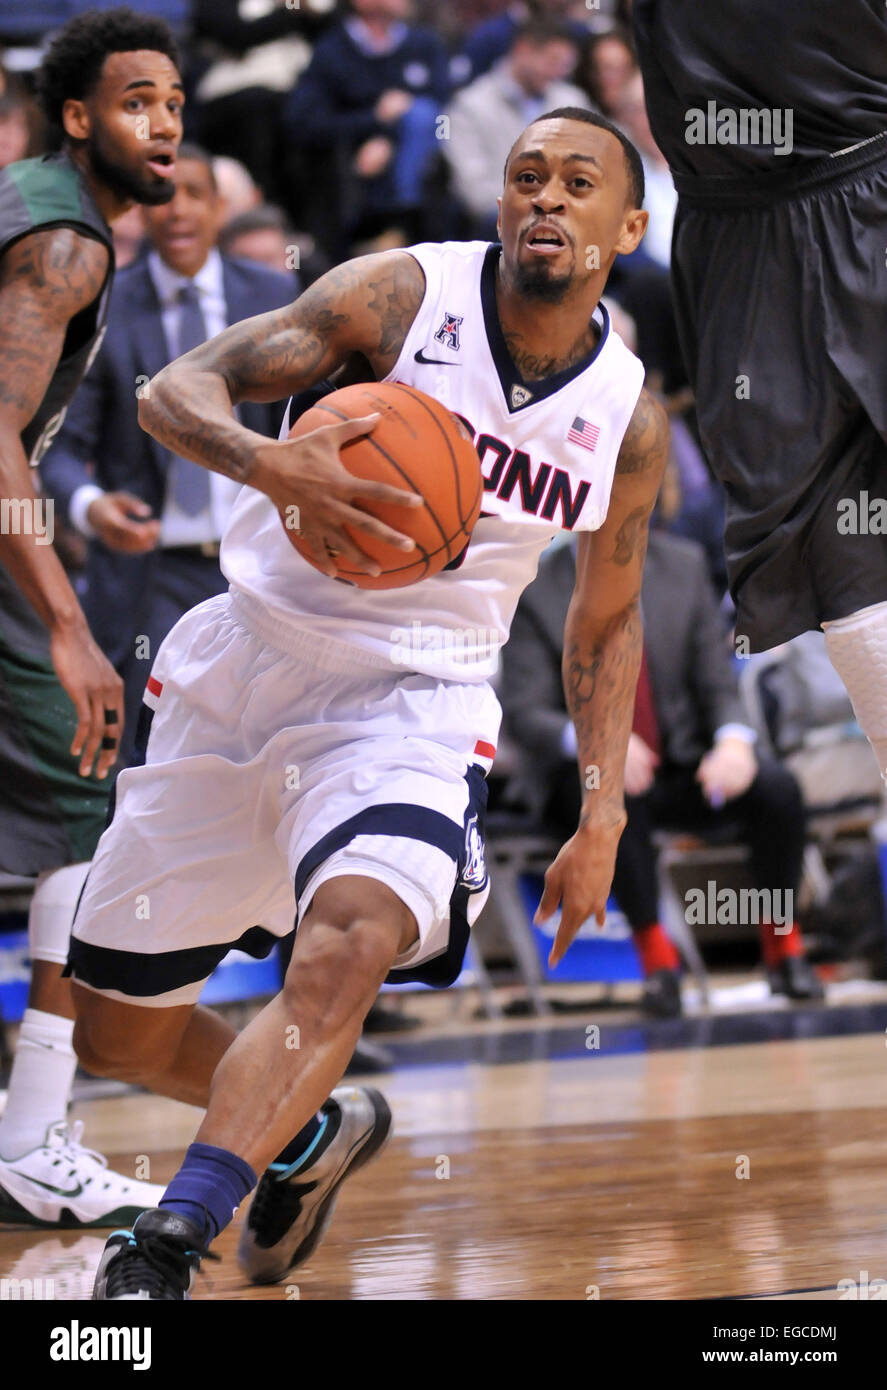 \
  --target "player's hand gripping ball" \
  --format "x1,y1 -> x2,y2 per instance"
287,382 -> 483,589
